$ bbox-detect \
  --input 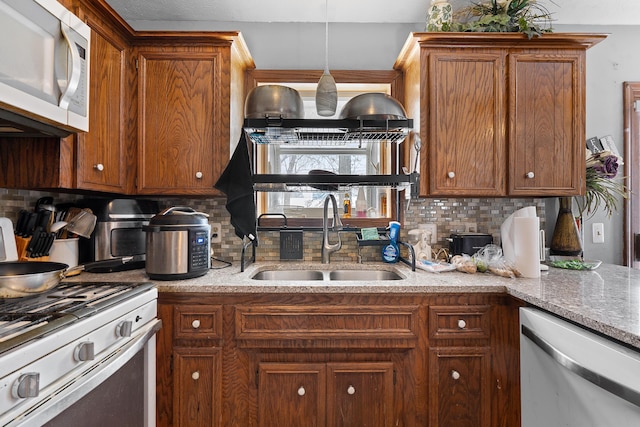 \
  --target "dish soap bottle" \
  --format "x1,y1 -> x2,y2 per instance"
356,187 -> 367,217
343,192 -> 351,218
382,221 -> 401,263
